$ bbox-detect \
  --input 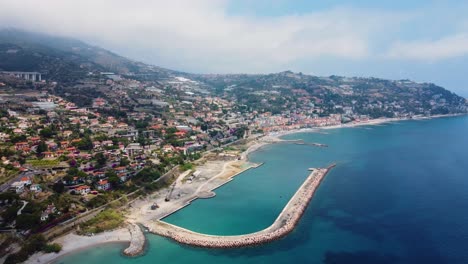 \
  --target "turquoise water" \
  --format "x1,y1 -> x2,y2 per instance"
56,116 -> 468,264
